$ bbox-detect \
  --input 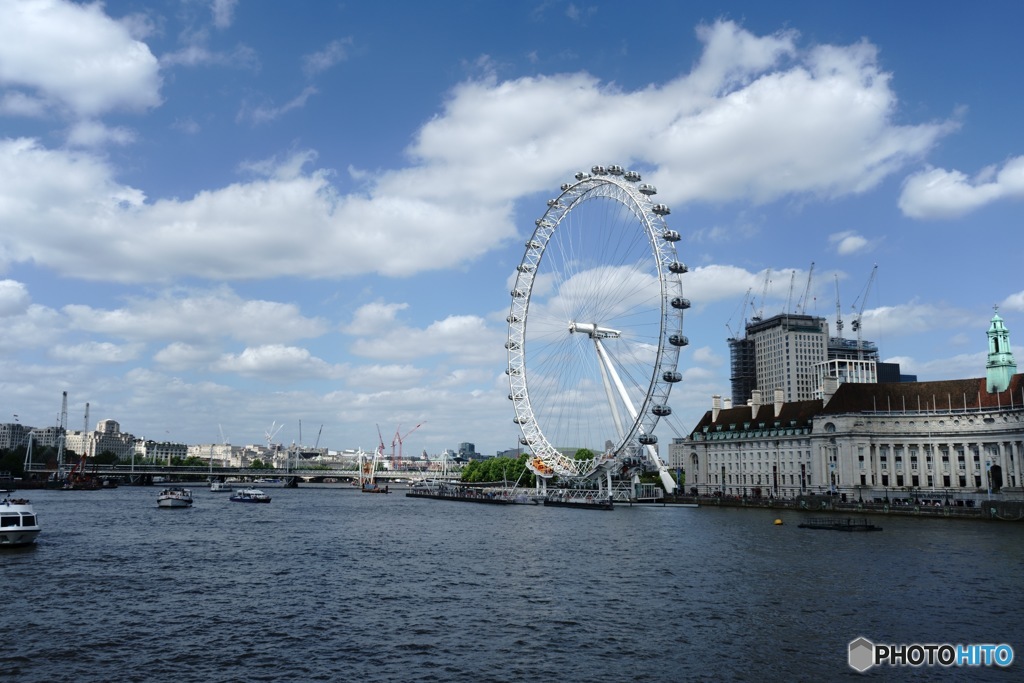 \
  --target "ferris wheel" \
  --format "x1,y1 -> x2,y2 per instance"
506,165 -> 689,494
